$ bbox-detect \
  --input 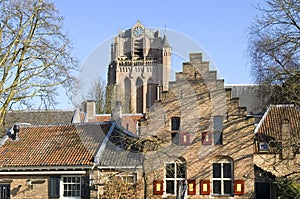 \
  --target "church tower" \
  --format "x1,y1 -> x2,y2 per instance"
107,21 -> 172,113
